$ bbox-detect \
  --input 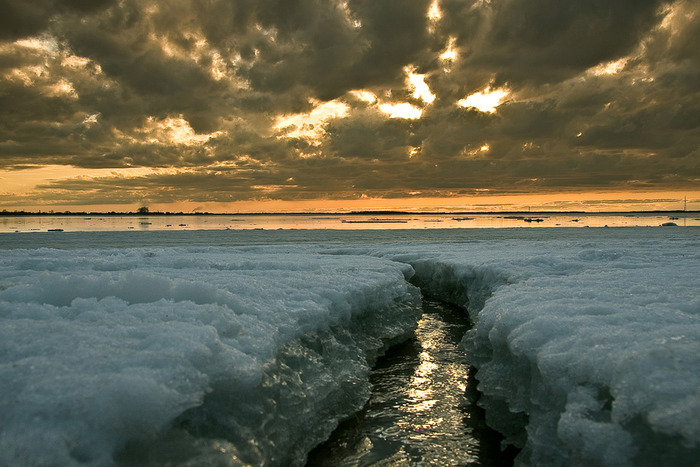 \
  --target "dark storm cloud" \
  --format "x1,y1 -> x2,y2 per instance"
322,107 -> 416,160
55,3 -> 231,133
0,0 -> 698,206
0,0 -> 115,40
194,0 -> 434,100
437,0 -> 666,87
